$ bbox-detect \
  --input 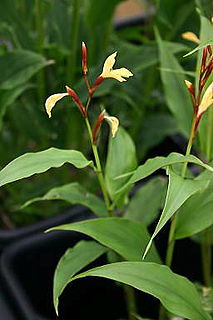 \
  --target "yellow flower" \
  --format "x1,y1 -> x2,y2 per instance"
181,32 -> 200,44
45,93 -> 68,118
100,52 -> 133,82
197,82 -> 213,117
44,86 -> 86,118
104,114 -> 119,137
